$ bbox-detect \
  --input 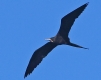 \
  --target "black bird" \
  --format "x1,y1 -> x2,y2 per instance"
24,2 -> 89,78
